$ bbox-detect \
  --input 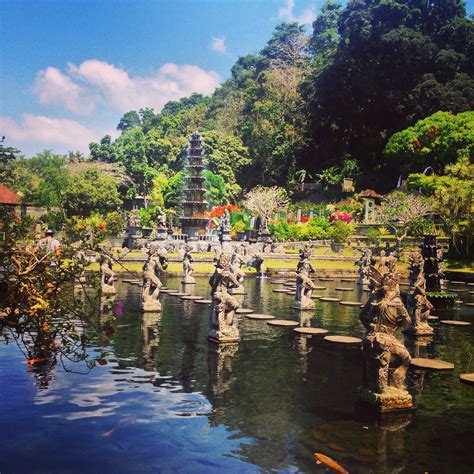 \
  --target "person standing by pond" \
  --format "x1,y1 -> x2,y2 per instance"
38,229 -> 61,257
37,229 -> 62,271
